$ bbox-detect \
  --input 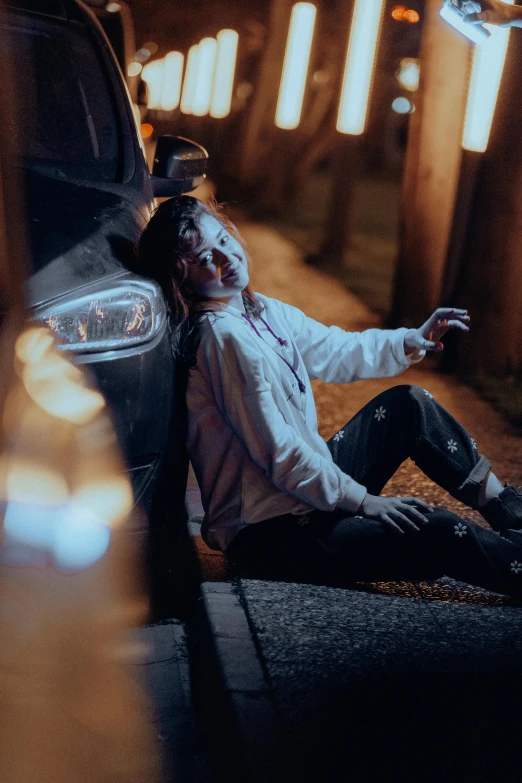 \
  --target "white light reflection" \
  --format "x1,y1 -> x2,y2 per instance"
337,0 -> 385,135
462,1 -> 514,153
275,3 -> 317,130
